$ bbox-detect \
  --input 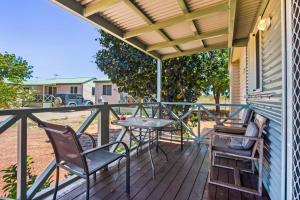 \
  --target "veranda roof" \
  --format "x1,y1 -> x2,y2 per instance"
51,0 -> 267,60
